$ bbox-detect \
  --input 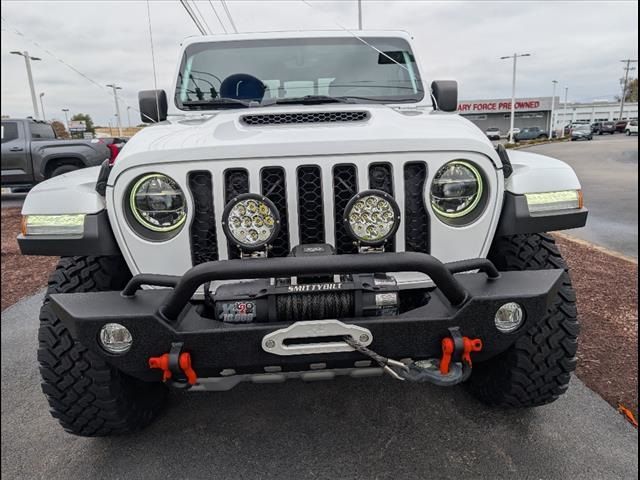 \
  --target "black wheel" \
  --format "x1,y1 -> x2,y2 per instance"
467,233 -> 578,407
50,164 -> 79,178
38,256 -> 167,436
626,130 -> 631,136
